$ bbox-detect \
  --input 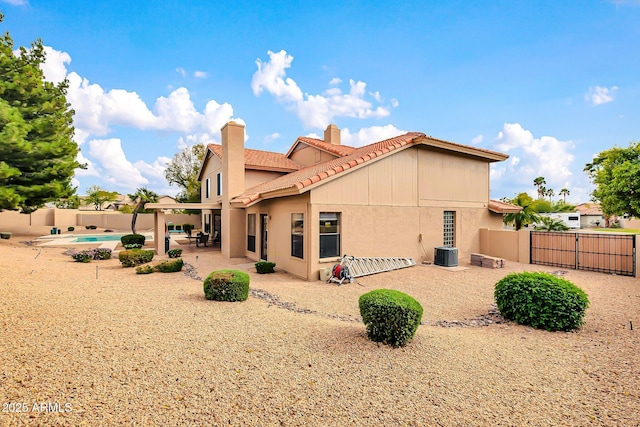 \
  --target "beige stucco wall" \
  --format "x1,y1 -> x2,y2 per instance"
620,218 -> 640,229
245,170 -> 286,190
201,154 -> 222,204
289,144 -> 337,167
245,194 -> 310,279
